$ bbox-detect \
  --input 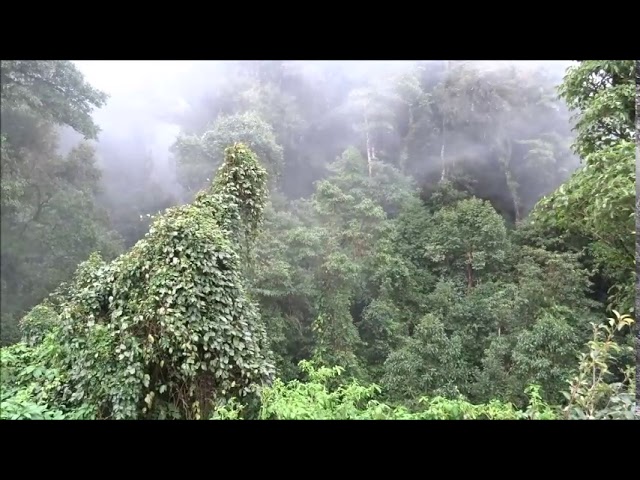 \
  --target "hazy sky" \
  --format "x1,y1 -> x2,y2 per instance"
75,61 -> 198,94
74,60 -> 572,98
73,60 -> 573,130
70,60 -> 573,194
72,60 -> 574,140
